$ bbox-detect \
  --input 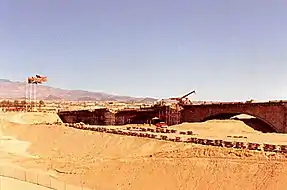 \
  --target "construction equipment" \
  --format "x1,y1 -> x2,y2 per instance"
152,117 -> 168,128
169,90 -> 196,105
155,122 -> 168,128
